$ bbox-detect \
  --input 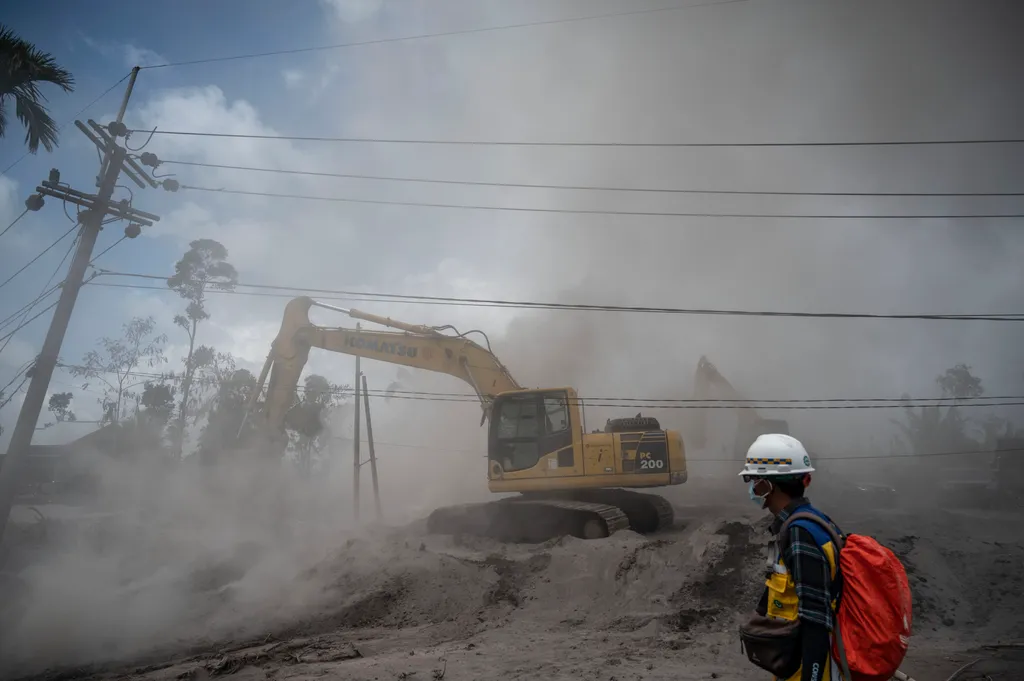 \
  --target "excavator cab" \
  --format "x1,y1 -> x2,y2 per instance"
488,389 -> 574,476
